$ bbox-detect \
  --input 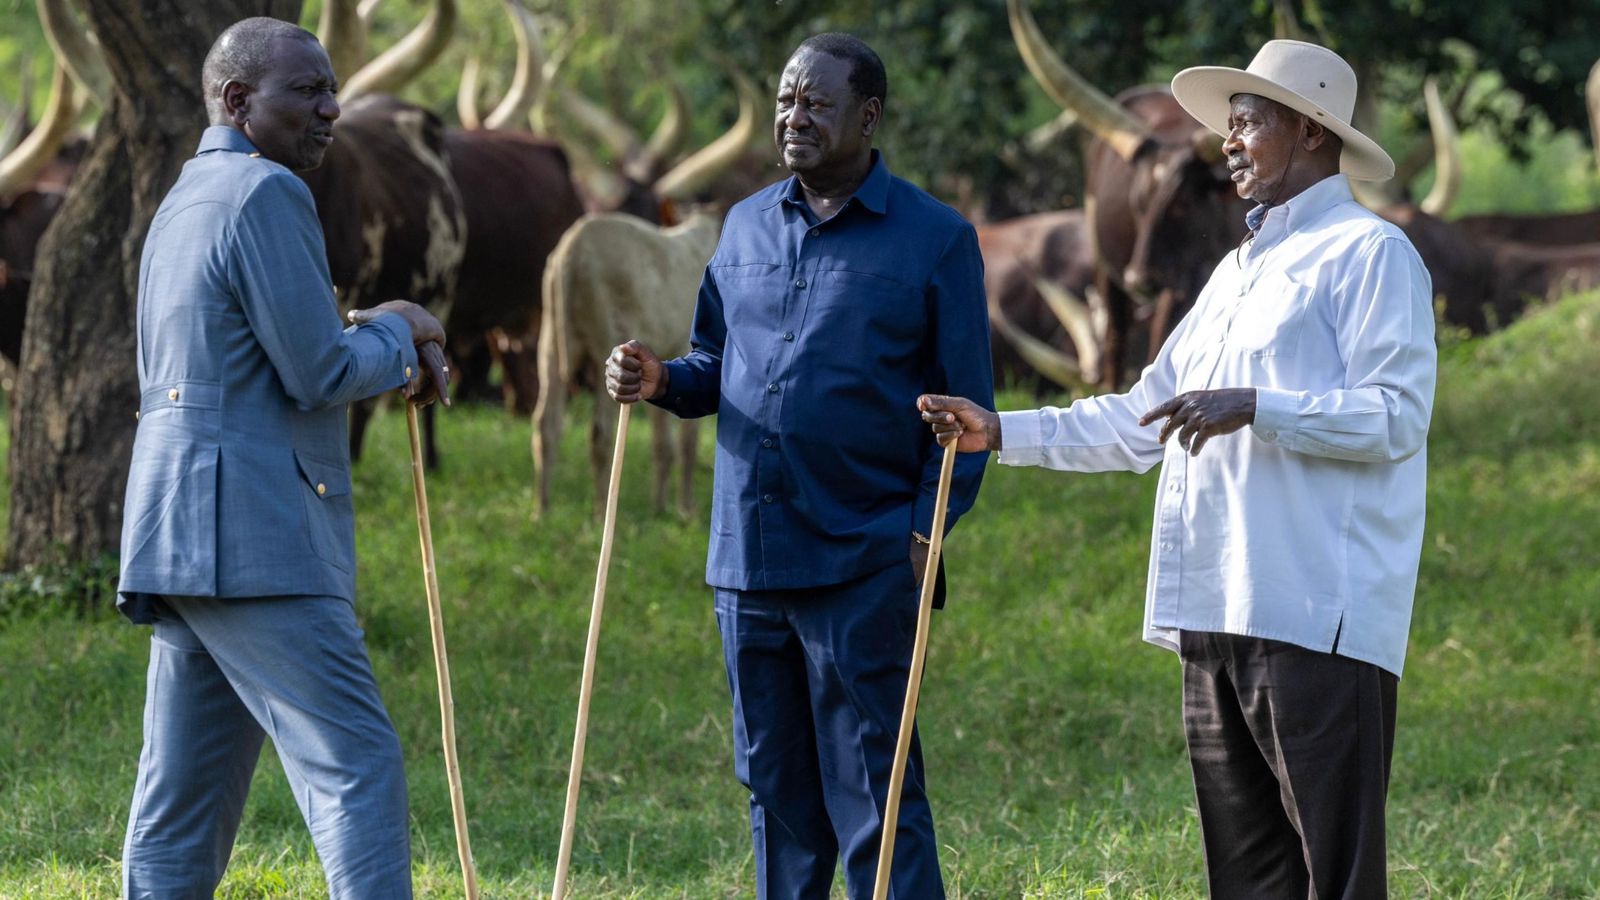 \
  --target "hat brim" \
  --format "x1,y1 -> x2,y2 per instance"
1171,66 -> 1395,182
